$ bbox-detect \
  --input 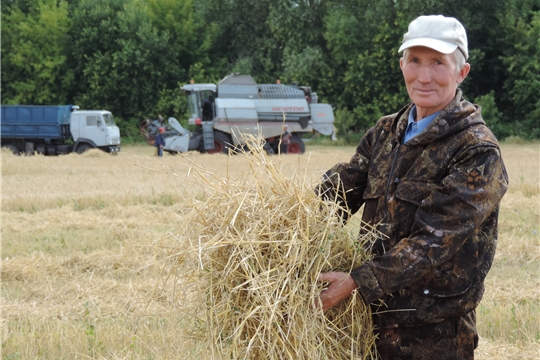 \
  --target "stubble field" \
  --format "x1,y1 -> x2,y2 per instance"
1,141 -> 539,359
